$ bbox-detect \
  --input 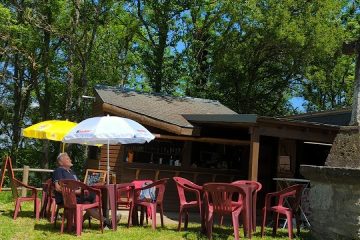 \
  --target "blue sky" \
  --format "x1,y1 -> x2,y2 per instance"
290,97 -> 305,112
